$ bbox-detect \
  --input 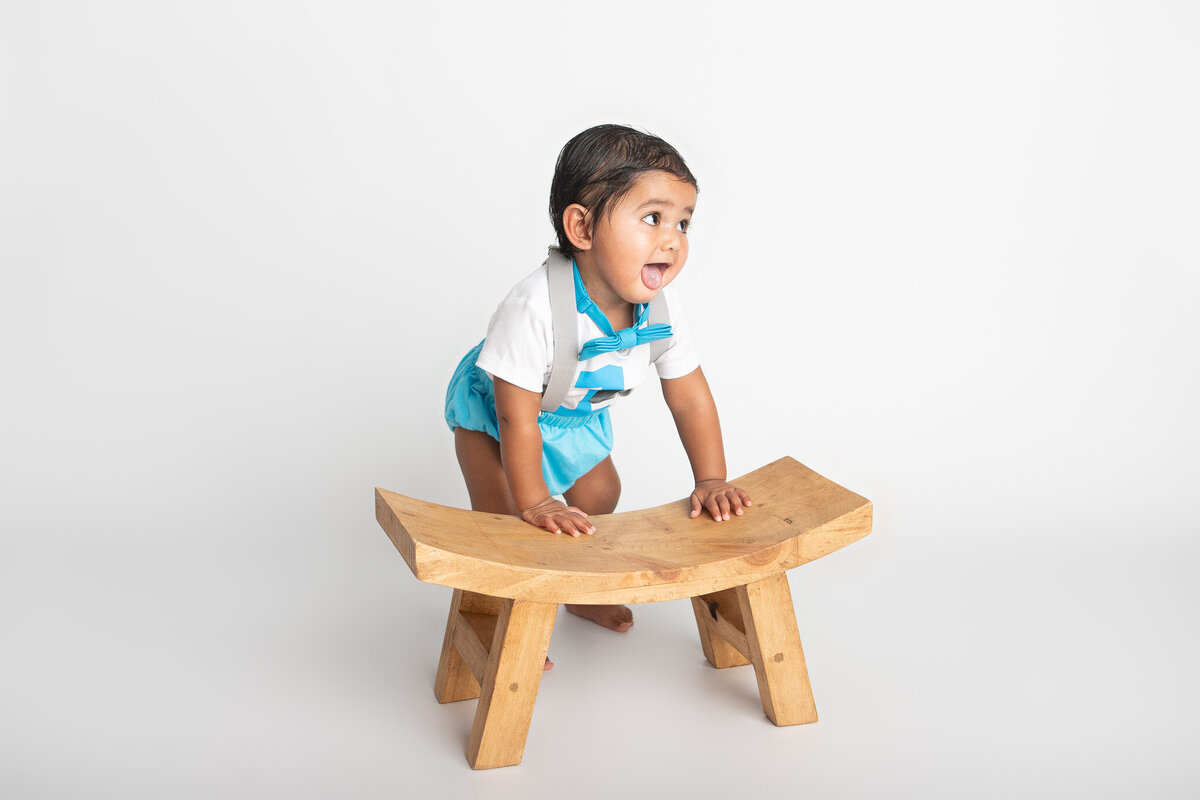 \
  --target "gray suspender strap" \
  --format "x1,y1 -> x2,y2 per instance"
541,247 -> 578,413
540,246 -> 675,413
648,293 -> 671,363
